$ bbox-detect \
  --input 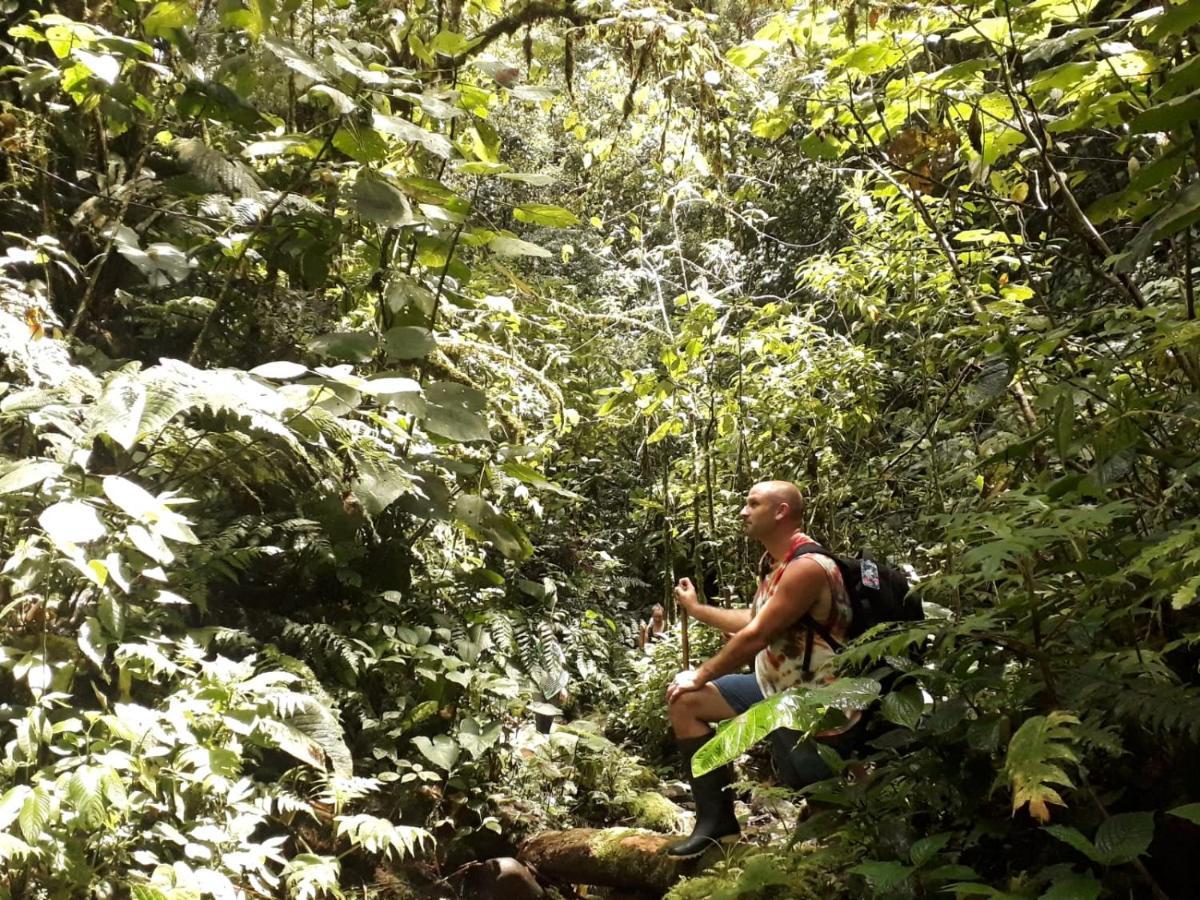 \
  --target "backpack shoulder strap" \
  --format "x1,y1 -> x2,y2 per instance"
788,541 -> 830,561
786,543 -> 846,671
